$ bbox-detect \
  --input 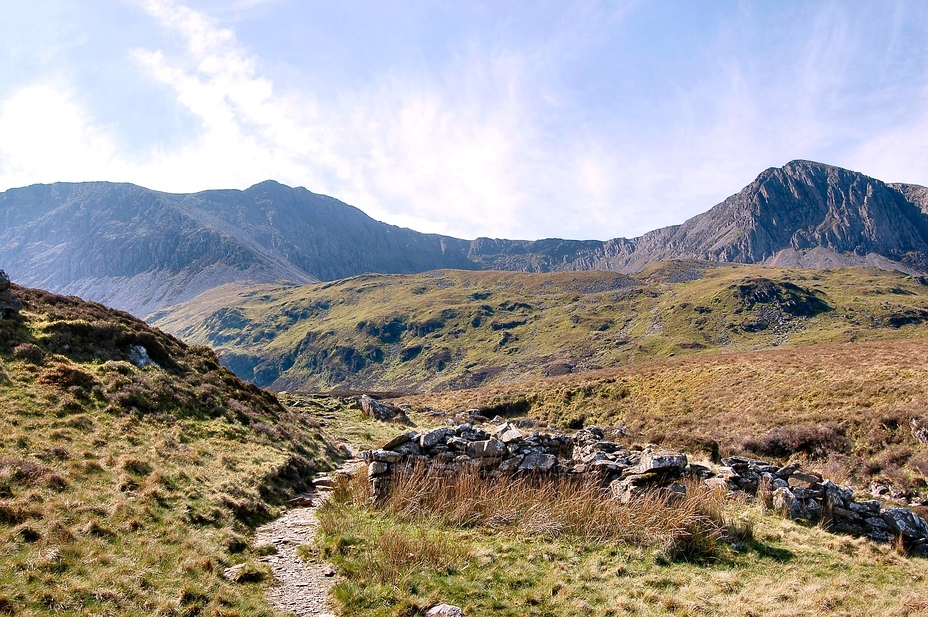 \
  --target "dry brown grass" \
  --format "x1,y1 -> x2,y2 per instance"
328,463 -> 738,561
401,336 -> 928,490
